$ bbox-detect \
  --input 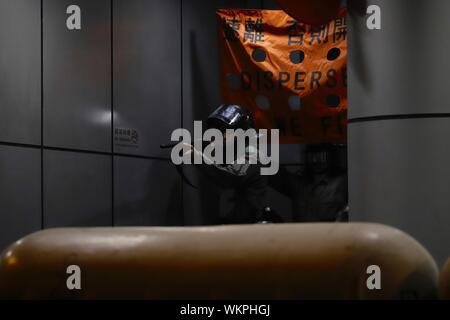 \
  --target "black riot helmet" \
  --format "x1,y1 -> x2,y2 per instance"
207,104 -> 254,132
